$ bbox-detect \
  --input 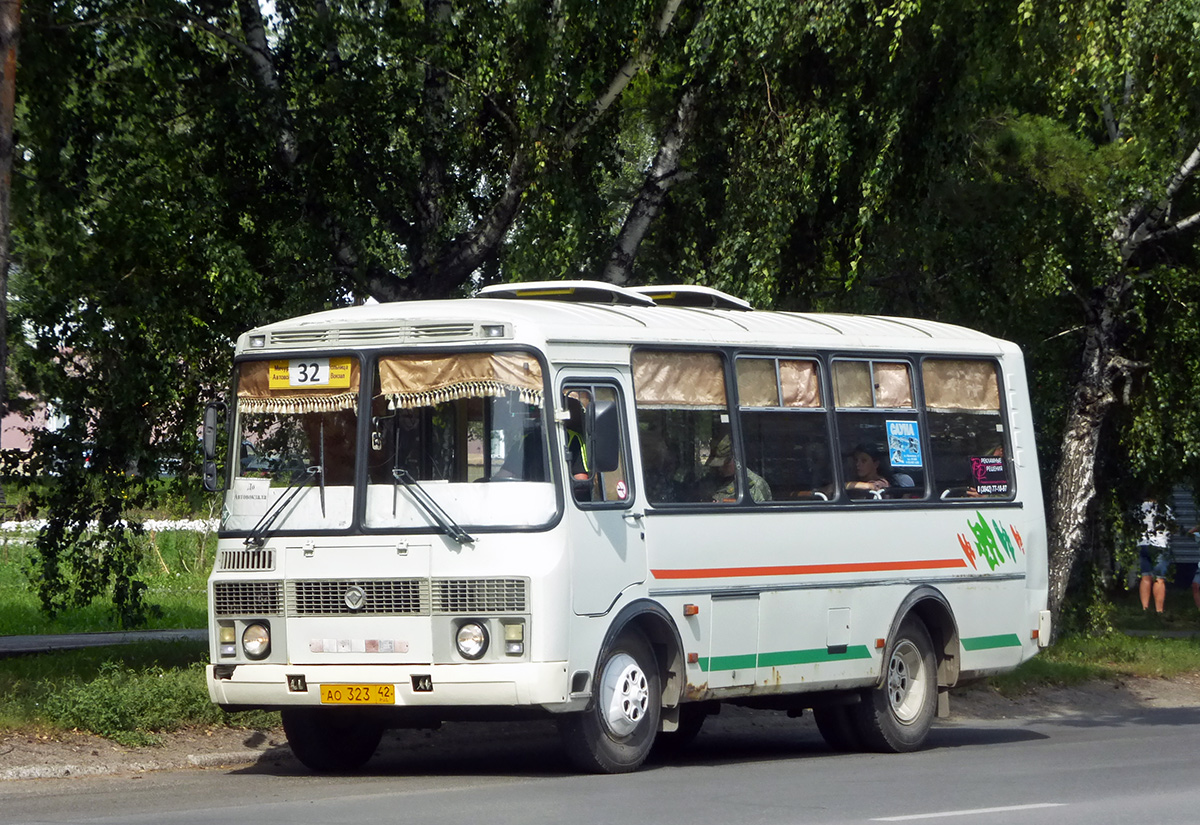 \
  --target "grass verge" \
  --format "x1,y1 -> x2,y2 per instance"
0,640 -> 276,746
990,587 -> 1200,695
0,529 -> 210,635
